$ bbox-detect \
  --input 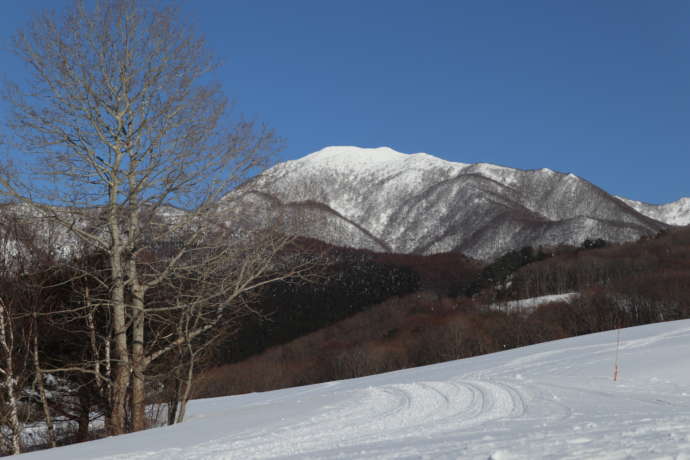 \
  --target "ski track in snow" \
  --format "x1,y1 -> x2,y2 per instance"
21,321 -> 690,460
